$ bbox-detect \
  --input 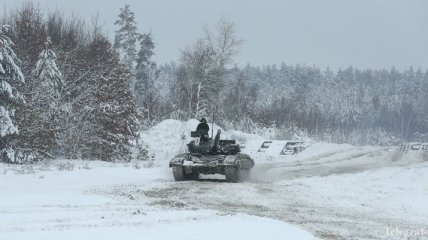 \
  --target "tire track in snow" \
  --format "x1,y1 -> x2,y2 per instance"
115,147 -> 427,240
134,180 -> 426,240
